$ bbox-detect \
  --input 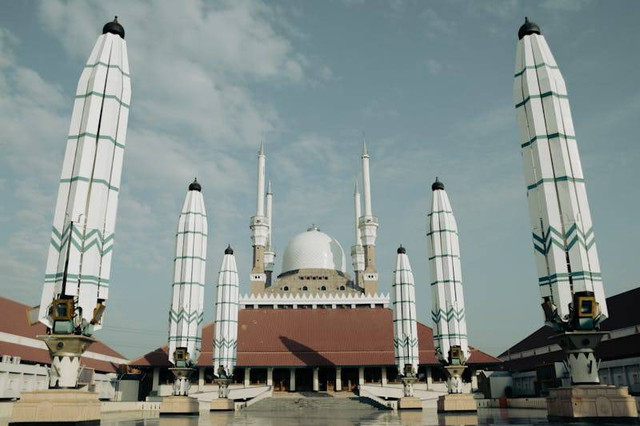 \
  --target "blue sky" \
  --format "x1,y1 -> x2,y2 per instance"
0,0 -> 638,359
